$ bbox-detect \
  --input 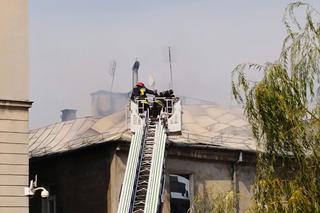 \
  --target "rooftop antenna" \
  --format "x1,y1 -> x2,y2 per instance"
168,46 -> 174,90
109,60 -> 116,112
109,60 -> 117,93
